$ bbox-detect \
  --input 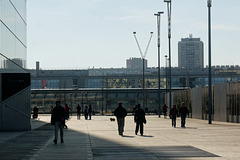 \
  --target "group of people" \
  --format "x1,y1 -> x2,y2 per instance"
114,102 -> 146,136
76,104 -> 93,120
51,102 -> 94,144
168,102 -> 189,128
50,100 -> 189,144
